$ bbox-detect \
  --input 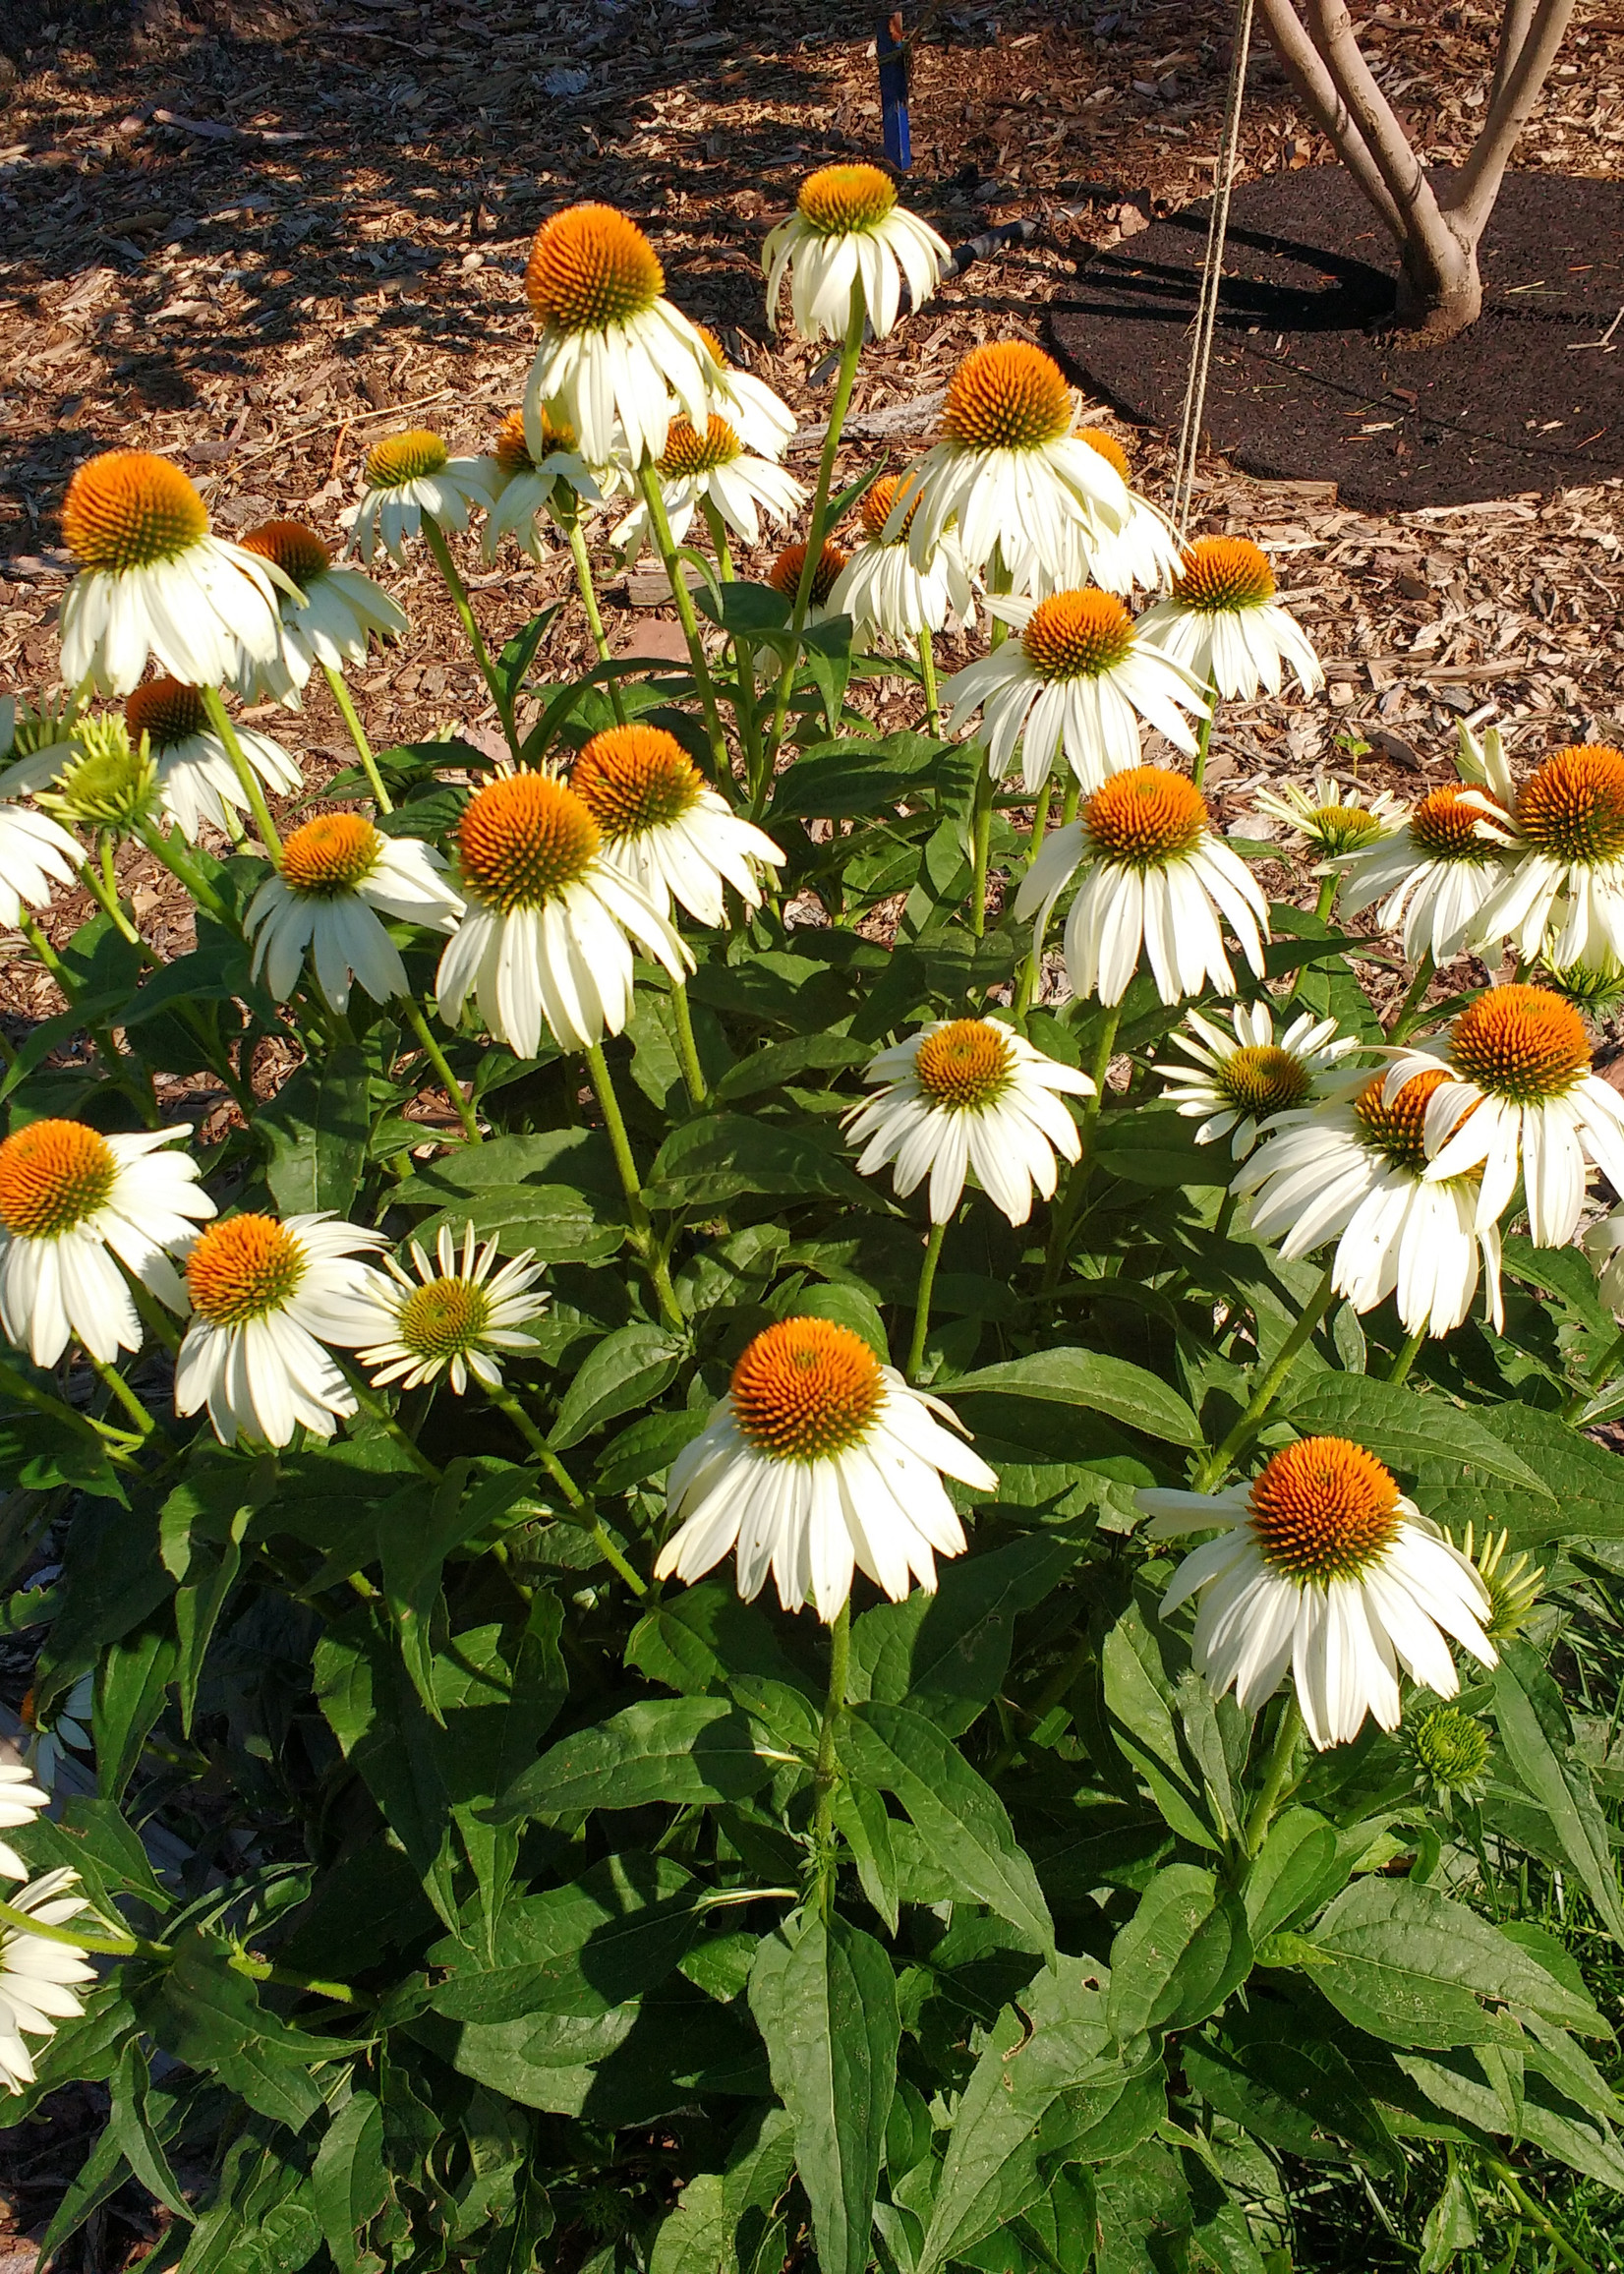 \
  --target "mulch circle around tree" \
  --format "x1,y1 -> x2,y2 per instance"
1048,167 -> 1624,509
